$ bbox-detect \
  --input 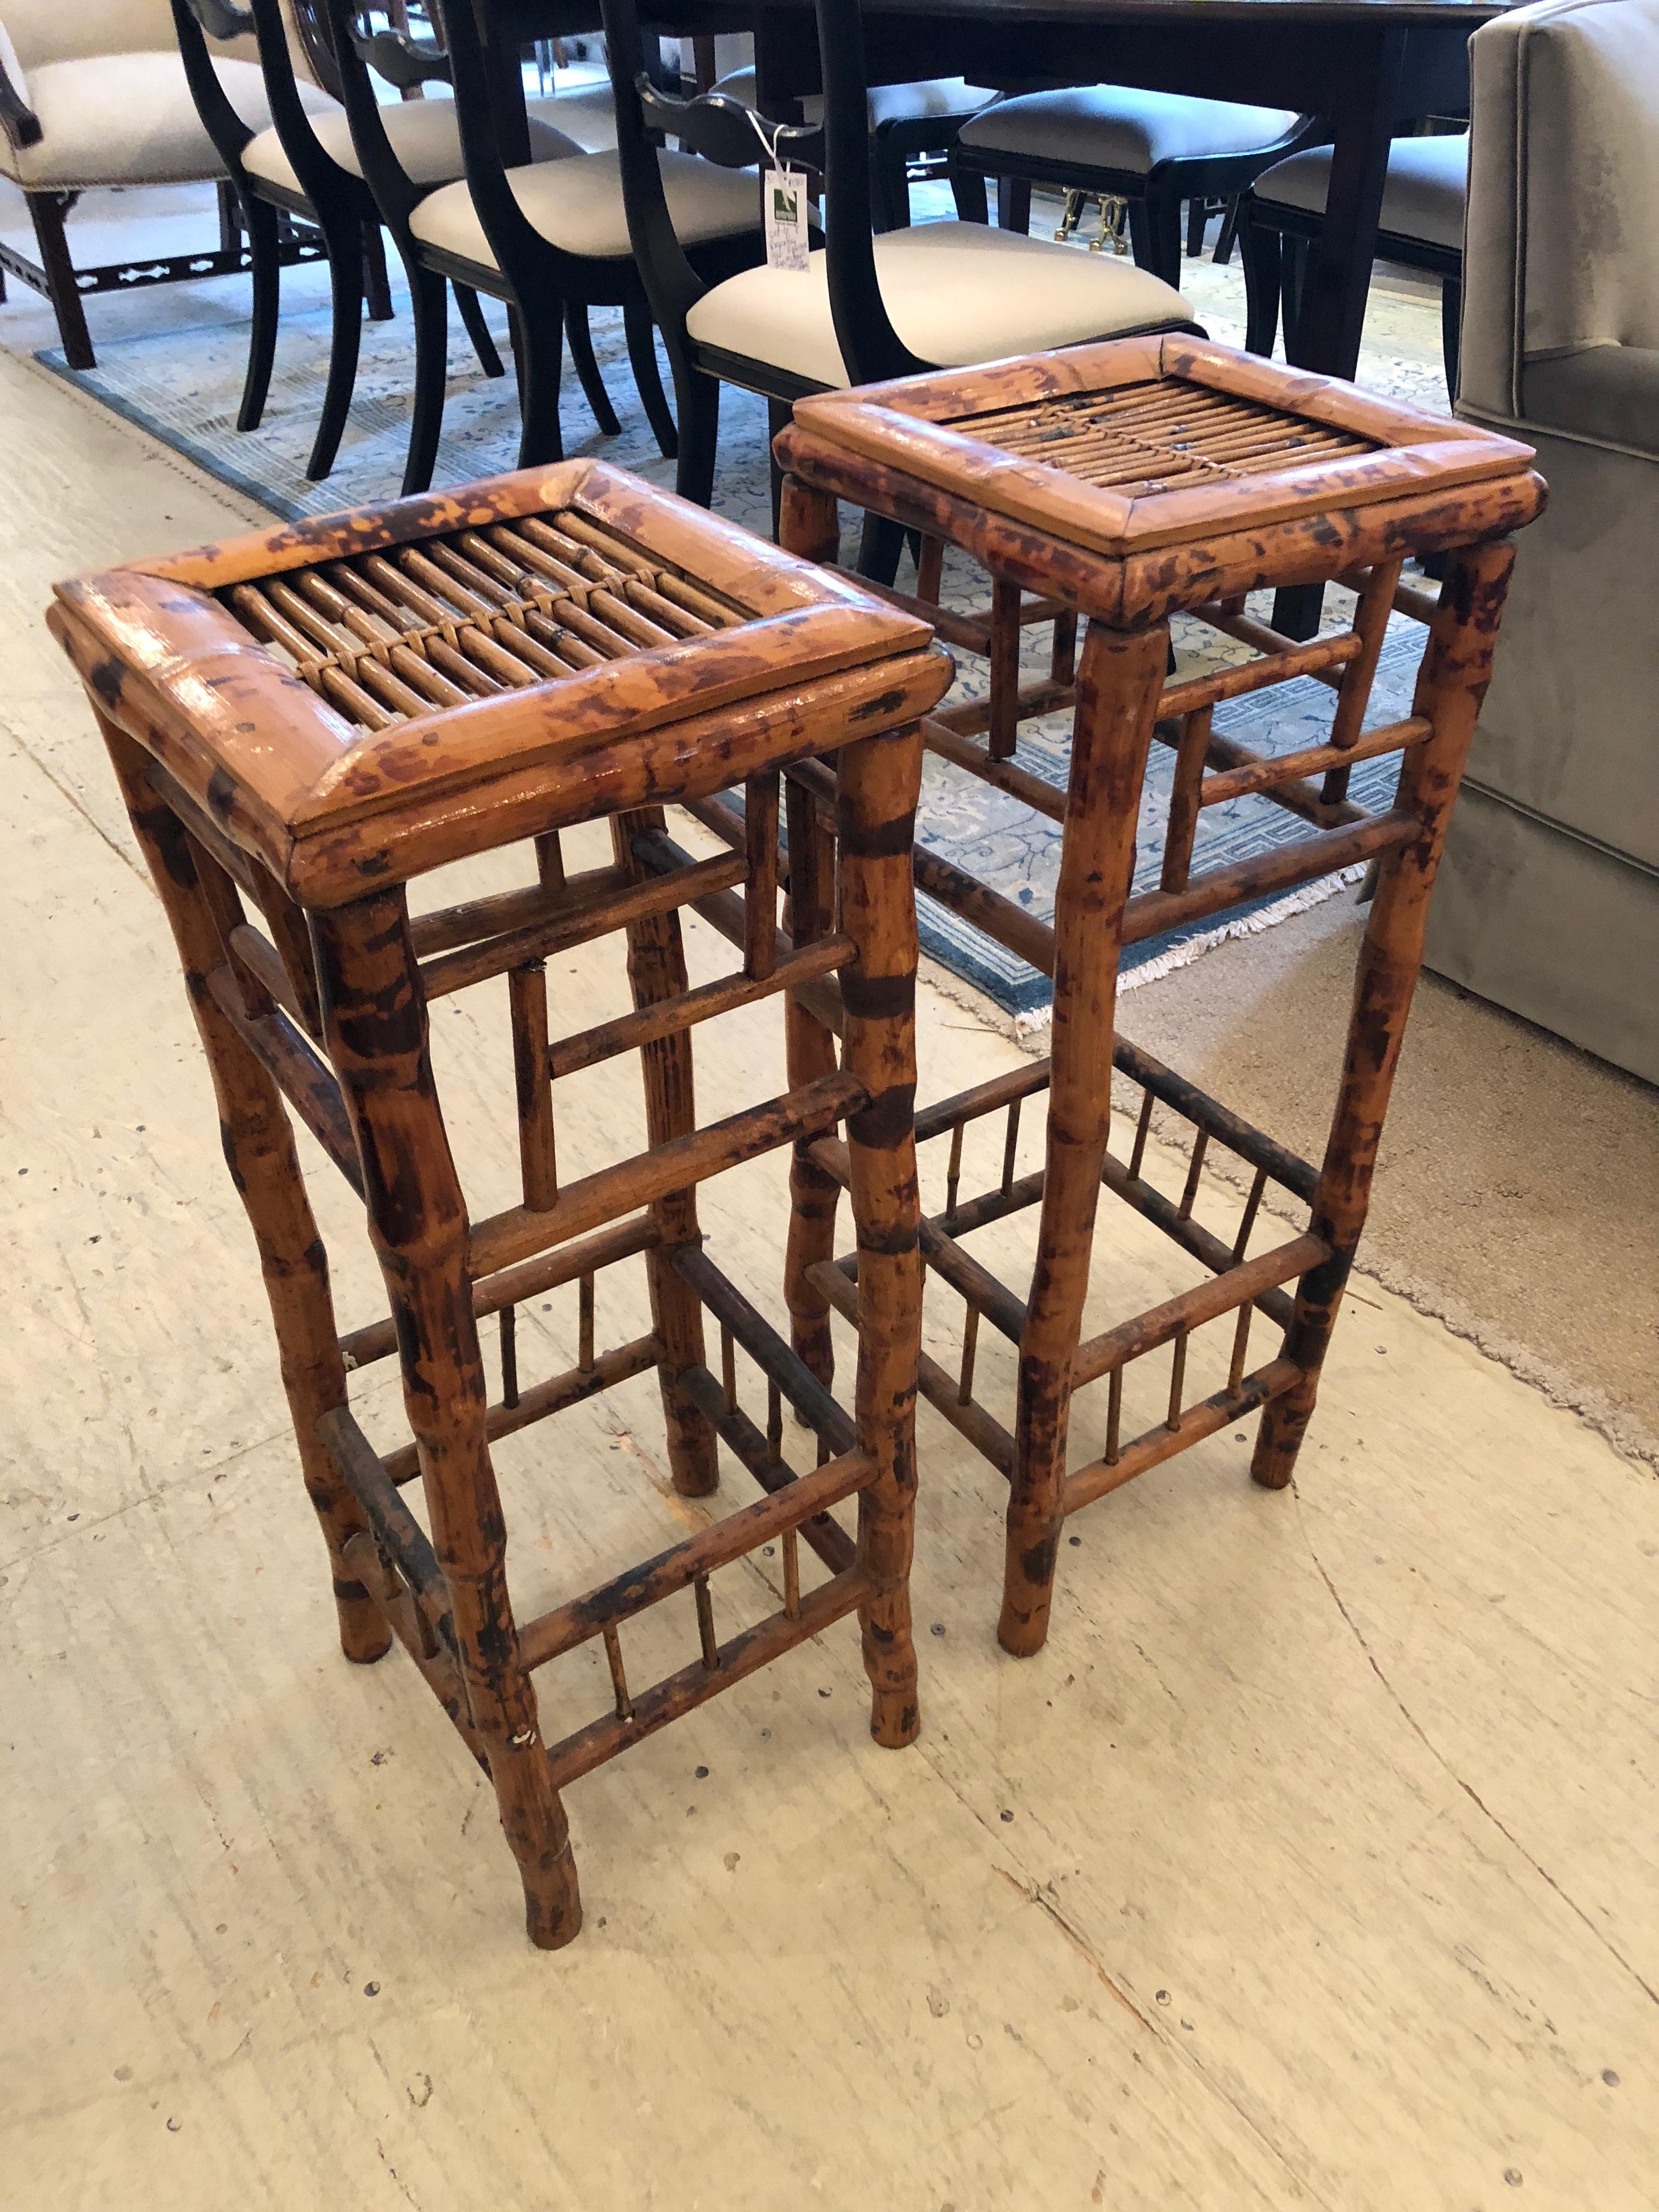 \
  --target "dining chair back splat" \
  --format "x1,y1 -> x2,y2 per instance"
49,458 -> 952,1948
601,0 -> 1201,534
771,336 -> 1544,1657
176,0 -> 525,482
